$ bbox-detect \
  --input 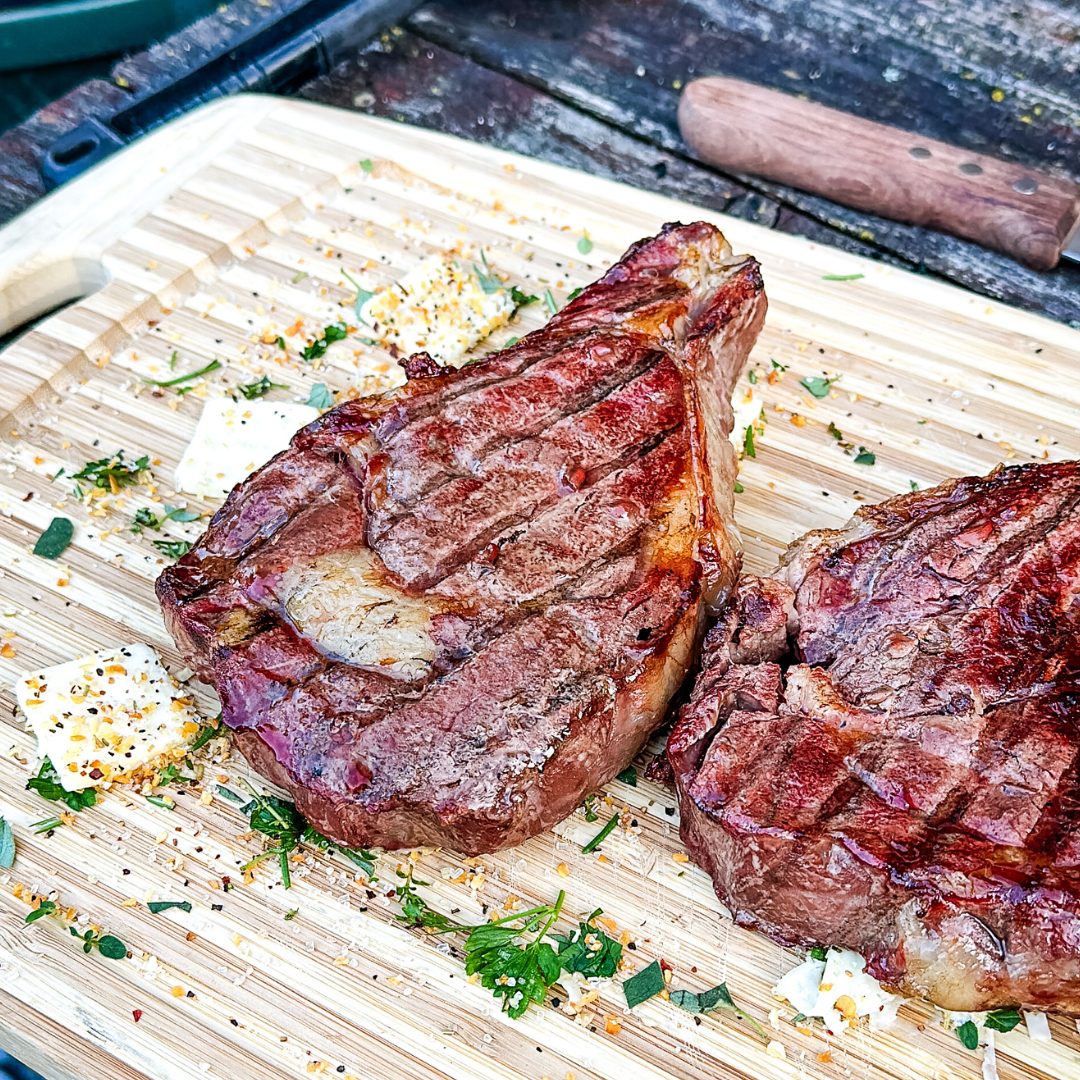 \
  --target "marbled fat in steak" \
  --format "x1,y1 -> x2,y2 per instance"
669,462 -> 1080,1013
159,222 -> 766,854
